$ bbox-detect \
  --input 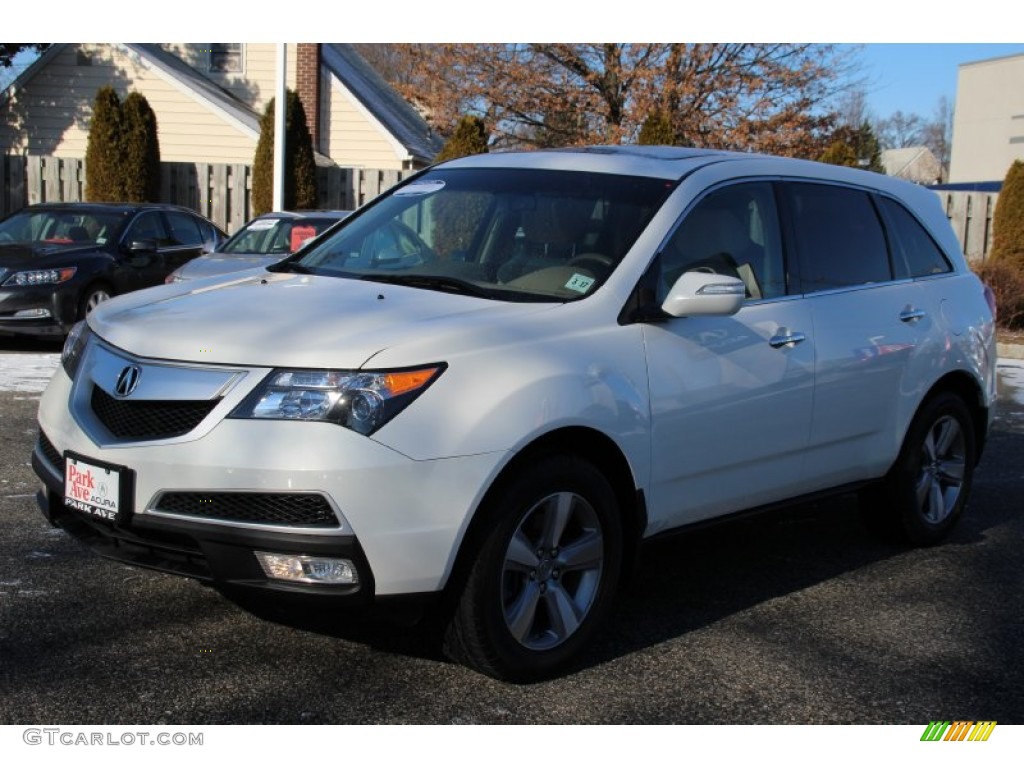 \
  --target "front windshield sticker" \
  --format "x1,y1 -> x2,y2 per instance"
565,274 -> 596,294
393,179 -> 446,197
247,219 -> 277,231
